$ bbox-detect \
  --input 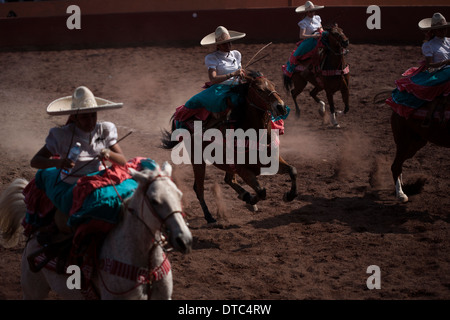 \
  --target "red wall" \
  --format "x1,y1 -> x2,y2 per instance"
0,6 -> 449,50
